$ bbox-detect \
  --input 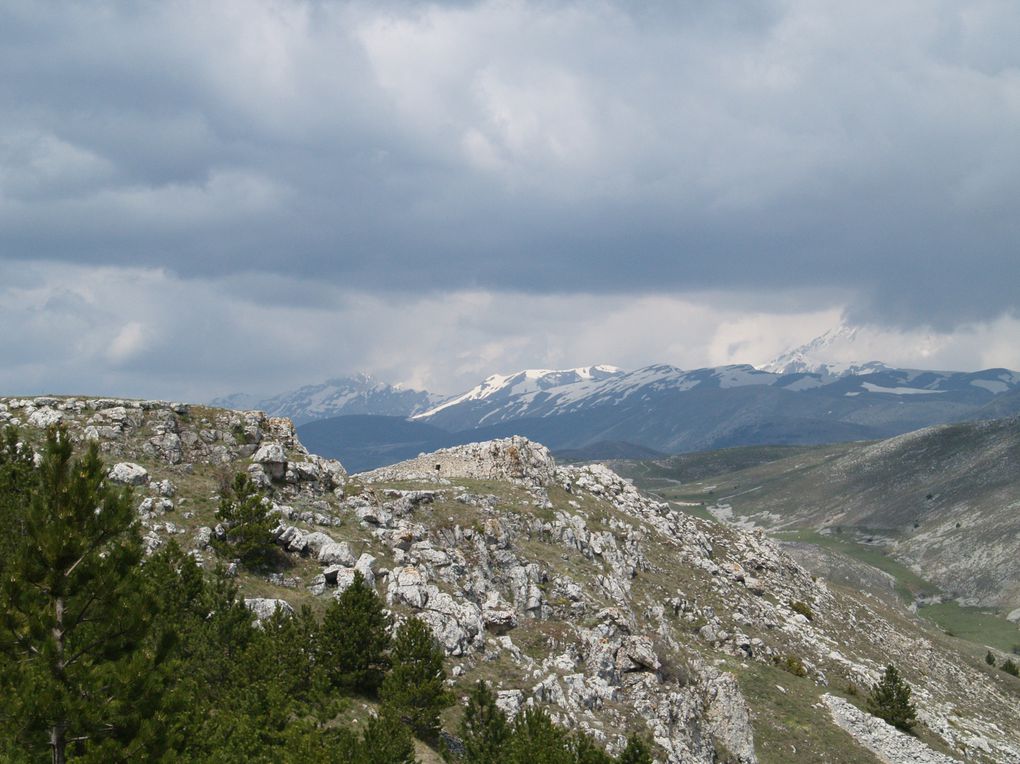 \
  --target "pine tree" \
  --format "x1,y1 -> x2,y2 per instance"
380,617 -> 453,740
213,472 -> 276,569
318,571 -> 392,696
507,706 -> 572,764
460,681 -> 511,764
617,734 -> 654,764
985,650 -> 996,666
866,664 -> 917,732
357,708 -> 417,764
0,426 -> 35,579
0,429 -> 169,762
570,733 -> 614,764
